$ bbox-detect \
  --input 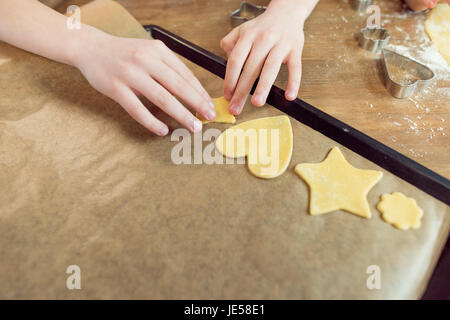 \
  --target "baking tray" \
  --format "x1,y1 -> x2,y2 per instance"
143,24 -> 449,299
